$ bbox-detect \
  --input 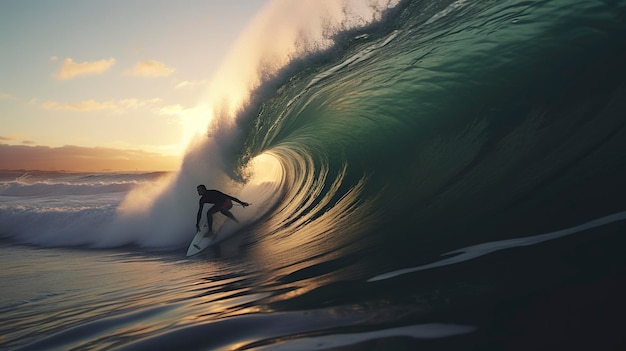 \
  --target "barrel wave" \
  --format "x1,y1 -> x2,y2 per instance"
2,0 -> 626,349
228,0 -> 626,271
